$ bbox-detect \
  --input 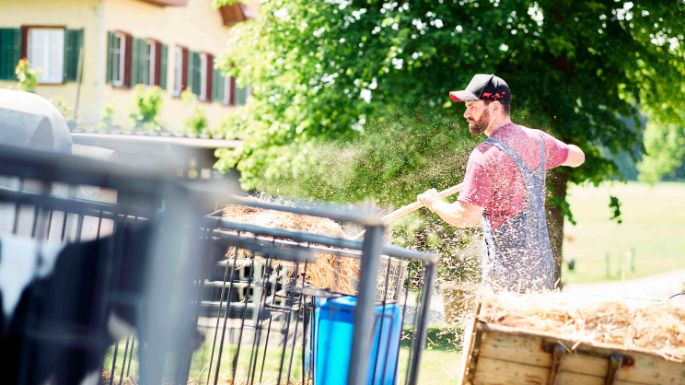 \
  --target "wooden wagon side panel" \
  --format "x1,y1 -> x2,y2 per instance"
461,320 -> 685,385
